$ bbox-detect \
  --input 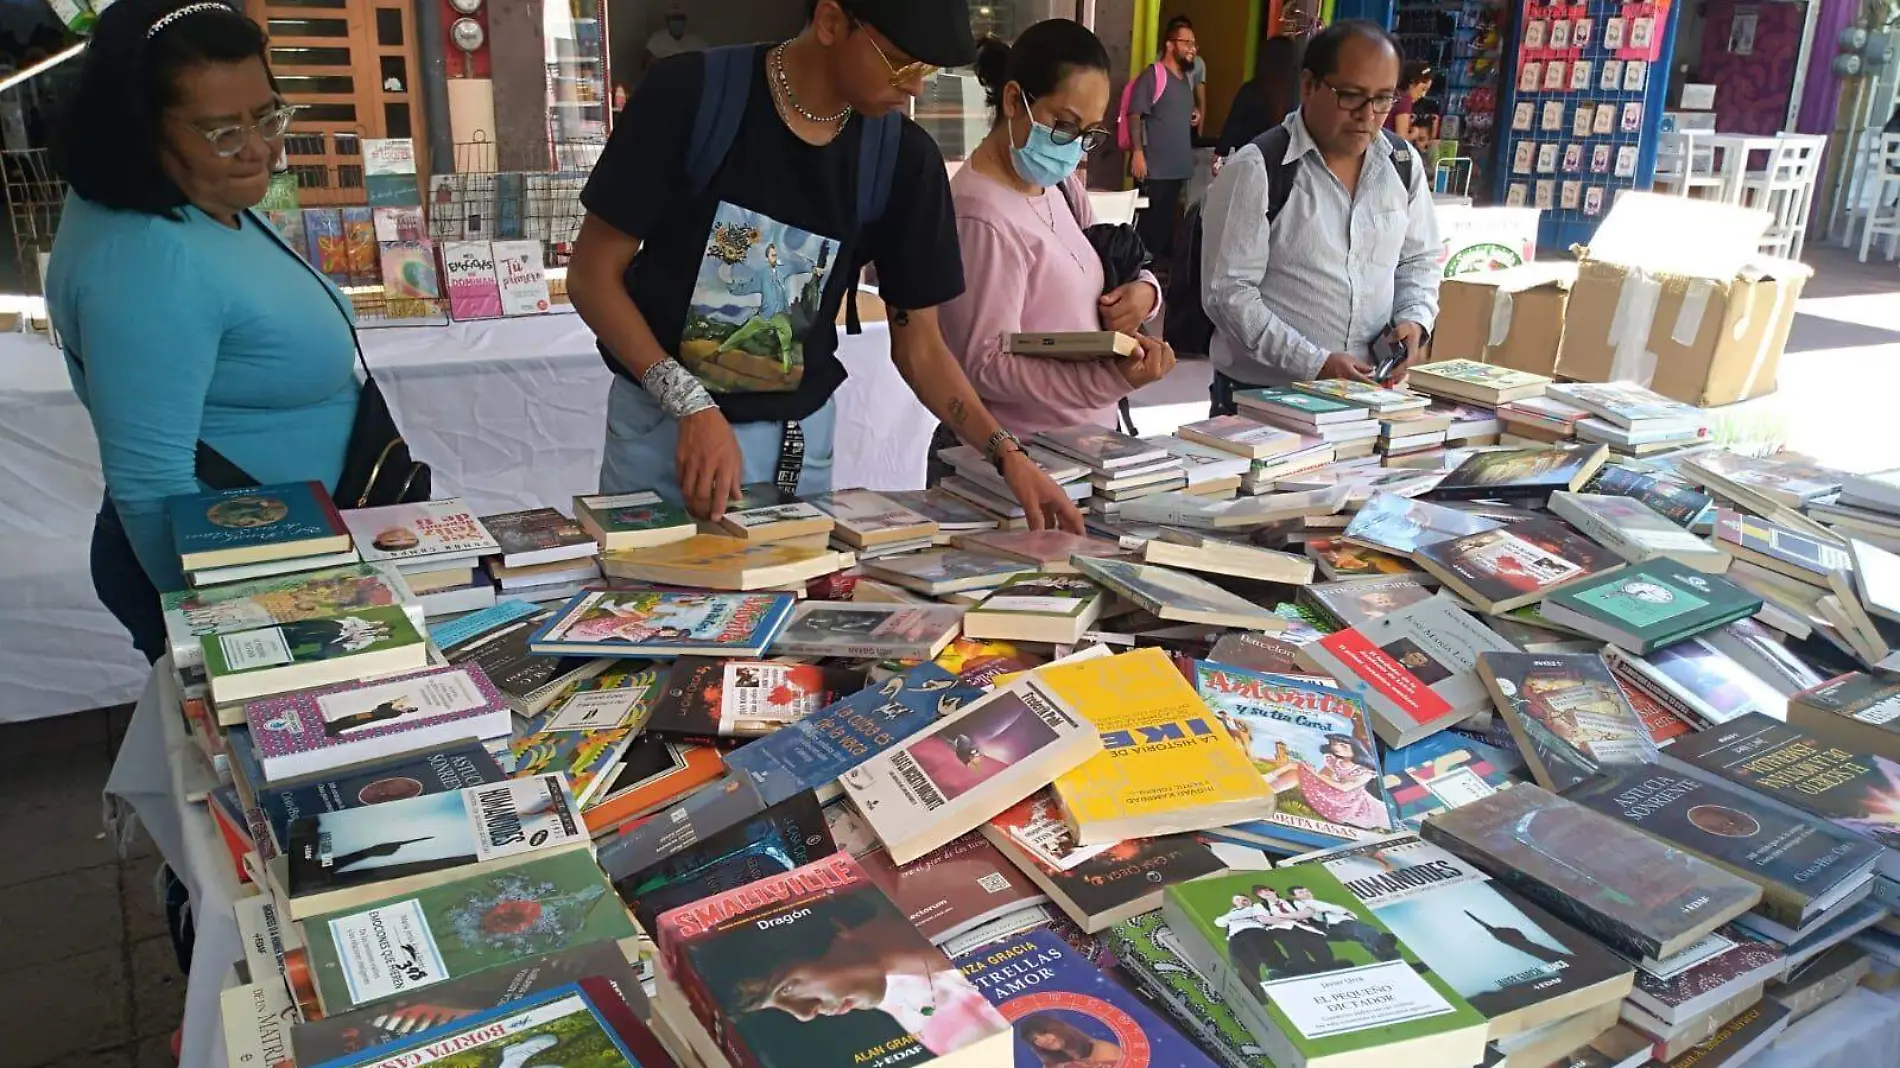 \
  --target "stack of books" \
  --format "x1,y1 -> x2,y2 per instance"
1807,469 -> 1900,553
479,505 -> 602,603
172,481 -> 360,588
938,440 -> 1093,524
1235,385 -> 1383,461
1031,425 -> 1185,518
1498,394 -> 1591,443
341,498 -> 502,616
1548,381 -> 1714,456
